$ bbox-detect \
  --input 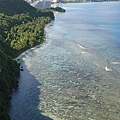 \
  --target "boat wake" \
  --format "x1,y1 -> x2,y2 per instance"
77,43 -> 88,54
105,66 -> 112,71
76,42 -> 113,72
77,44 -> 86,49
105,59 -> 112,72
